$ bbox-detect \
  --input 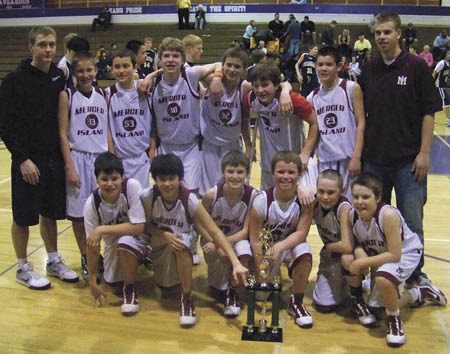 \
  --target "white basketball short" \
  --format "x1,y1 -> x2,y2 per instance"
267,241 -> 312,280
159,140 -> 201,192
122,152 -> 150,189
150,232 -> 196,288
312,248 -> 348,306
366,248 -> 422,308
66,150 -> 99,220
203,239 -> 252,290
200,139 -> 242,195
318,158 -> 352,200
103,234 -> 151,284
